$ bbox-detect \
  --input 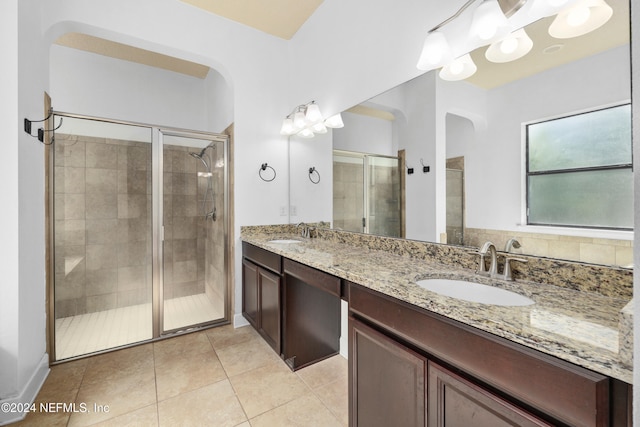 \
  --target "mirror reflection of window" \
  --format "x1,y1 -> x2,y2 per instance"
526,103 -> 633,230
